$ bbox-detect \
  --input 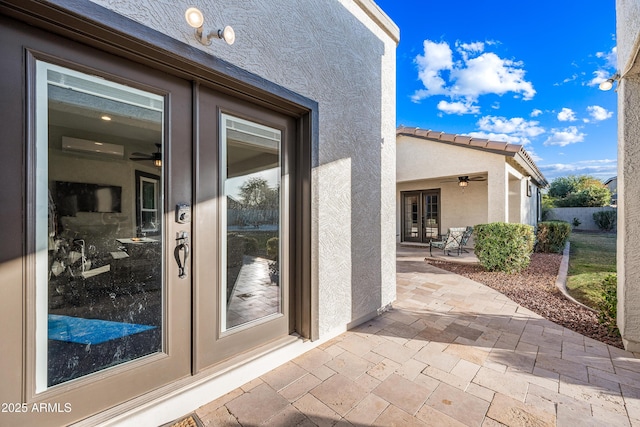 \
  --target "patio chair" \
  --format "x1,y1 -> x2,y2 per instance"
460,226 -> 474,253
429,227 -> 466,256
